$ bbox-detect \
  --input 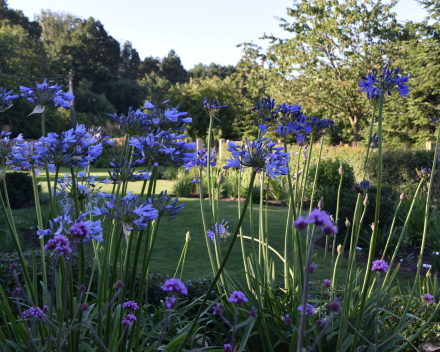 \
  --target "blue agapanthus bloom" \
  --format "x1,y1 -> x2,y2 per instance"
273,104 -> 312,142
0,131 -> 23,159
369,133 -> 383,148
107,158 -> 151,184
184,148 -> 216,171
355,180 -> 370,194
9,141 -> 54,175
204,97 -> 228,117
0,88 -> 19,113
416,167 -> 431,179
108,107 -> 150,136
430,116 -> 440,127
20,79 -> 74,115
146,191 -> 185,221
223,138 -> 289,180
37,210 -> 103,243
306,116 -> 335,135
252,95 -> 277,121
130,129 -> 195,167
359,67 -> 409,99
207,220 -> 230,243
93,191 -> 158,234
38,125 -> 111,167
144,100 -> 192,132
